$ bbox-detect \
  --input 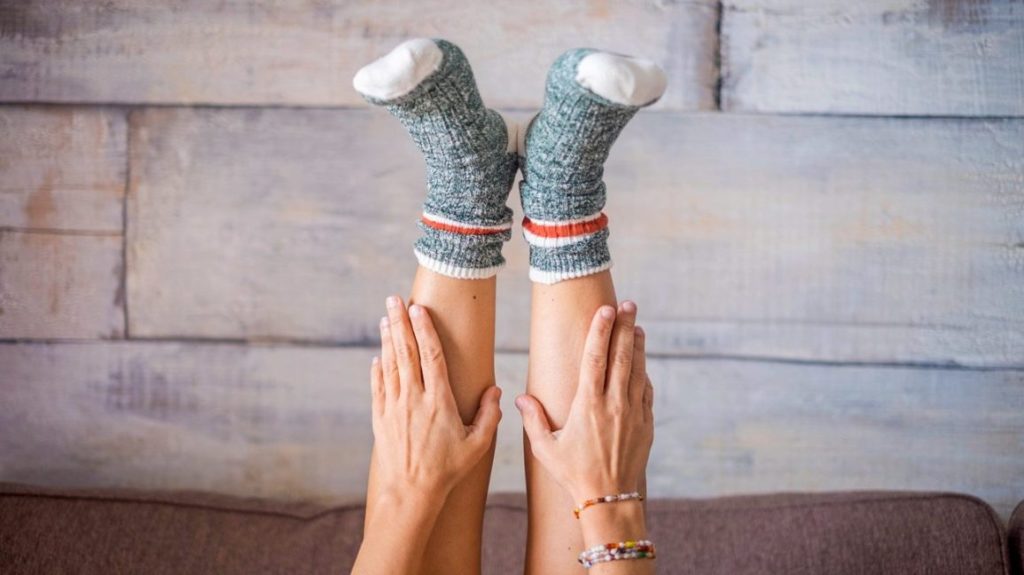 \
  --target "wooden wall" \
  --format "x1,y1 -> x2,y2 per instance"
1,1 -> 1022,519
